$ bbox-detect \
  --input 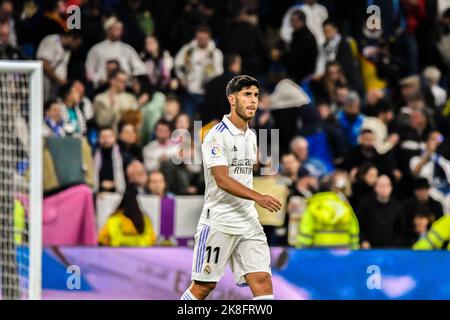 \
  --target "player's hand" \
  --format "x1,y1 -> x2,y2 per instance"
256,194 -> 282,213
